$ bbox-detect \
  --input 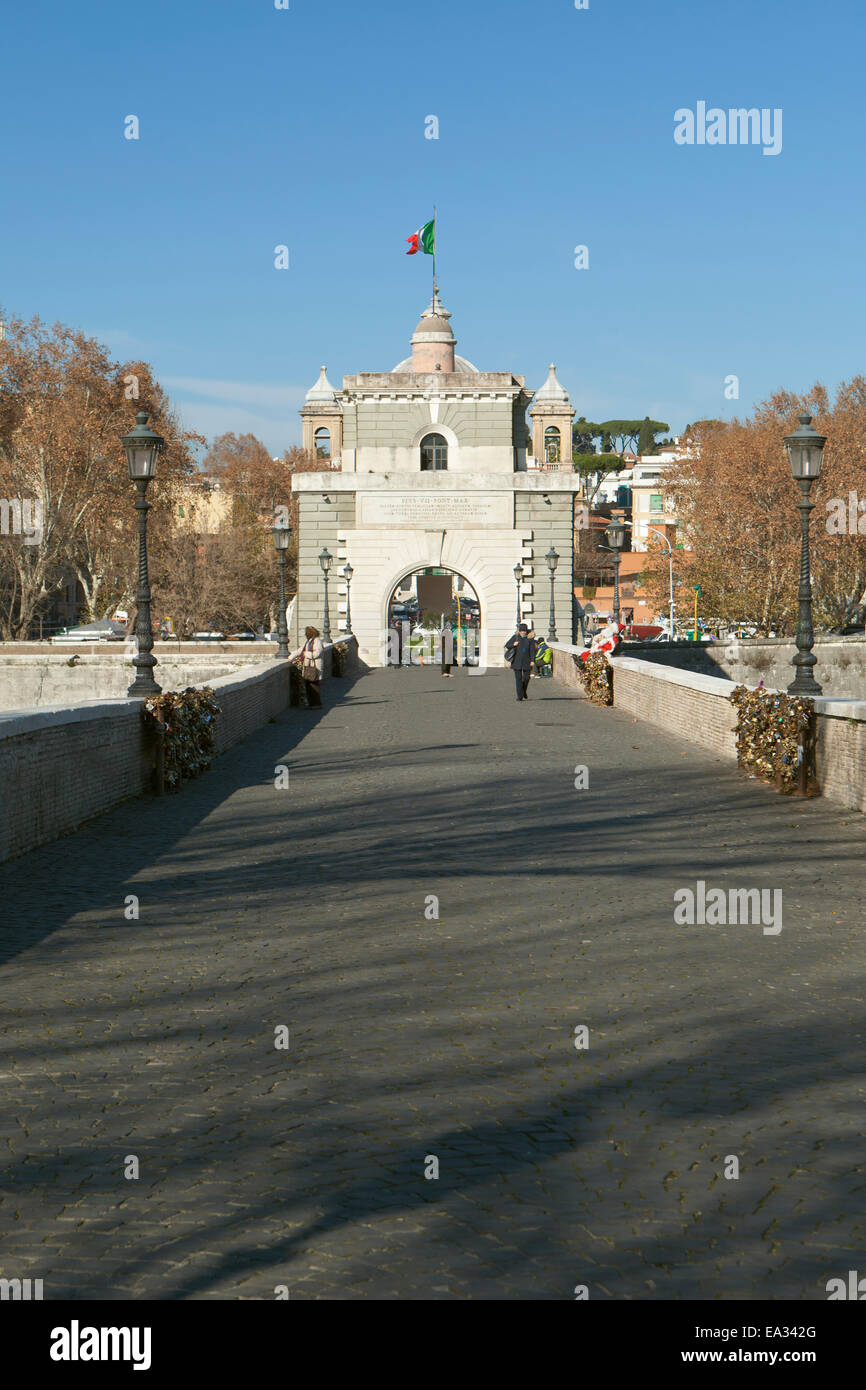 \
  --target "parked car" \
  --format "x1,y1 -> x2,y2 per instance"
191,631 -> 226,642
227,631 -> 257,641
50,619 -> 127,644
